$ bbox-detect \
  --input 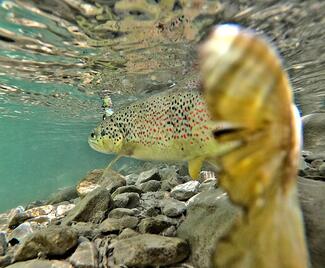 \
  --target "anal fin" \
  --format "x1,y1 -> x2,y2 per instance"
188,157 -> 204,179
